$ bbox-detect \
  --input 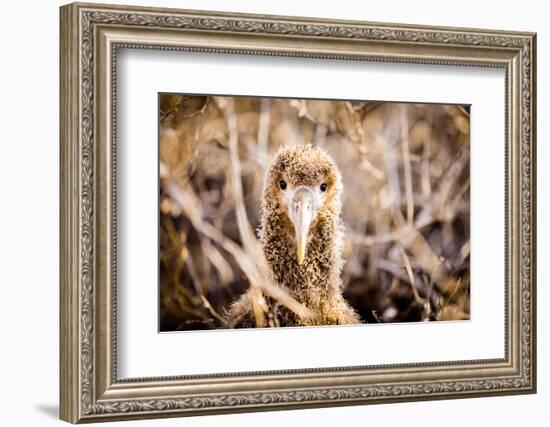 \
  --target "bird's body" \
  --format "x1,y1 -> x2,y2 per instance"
226,145 -> 360,327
